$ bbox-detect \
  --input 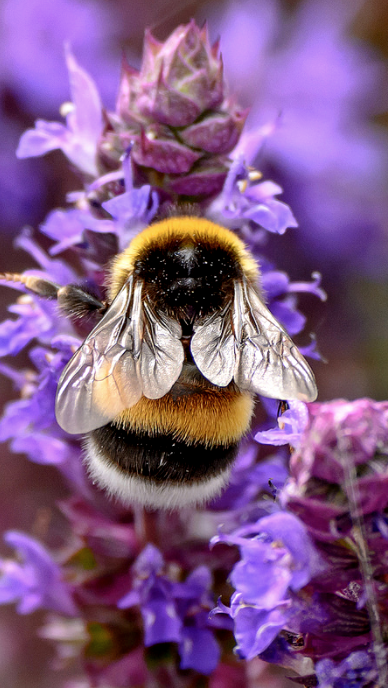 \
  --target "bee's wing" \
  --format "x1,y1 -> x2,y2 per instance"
191,279 -> 317,402
190,304 -> 236,387
55,277 -> 184,434
233,280 -> 317,401
140,302 -> 184,400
